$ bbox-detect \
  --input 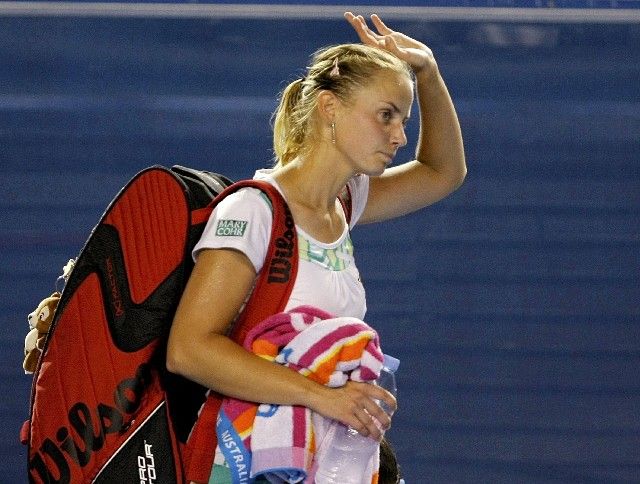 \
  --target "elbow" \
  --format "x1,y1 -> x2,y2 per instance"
166,330 -> 228,381
165,335 -> 190,376
441,162 -> 466,196
453,164 -> 467,190
427,152 -> 467,196
449,150 -> 467,191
